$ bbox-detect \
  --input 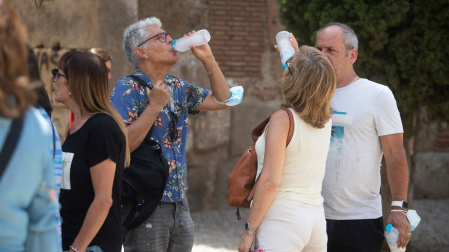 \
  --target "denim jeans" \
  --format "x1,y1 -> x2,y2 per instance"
123,197 -> 194,252
63,245 -> 103,252
326,217 -> 384,252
